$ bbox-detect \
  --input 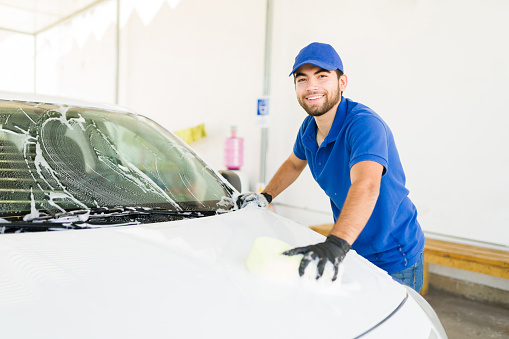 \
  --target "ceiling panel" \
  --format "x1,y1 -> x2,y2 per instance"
0,0 -> 107,35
